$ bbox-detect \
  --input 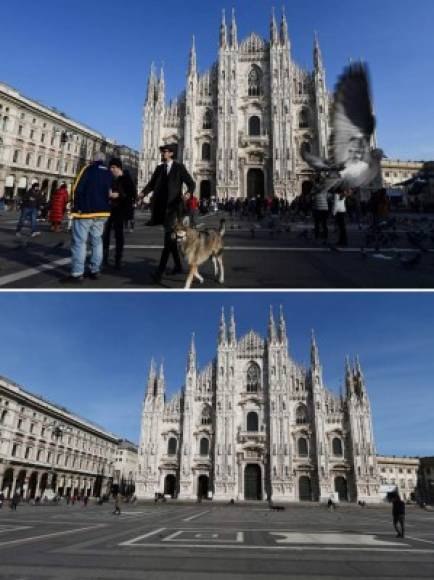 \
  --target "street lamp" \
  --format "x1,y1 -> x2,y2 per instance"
45,420 -> 72,501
